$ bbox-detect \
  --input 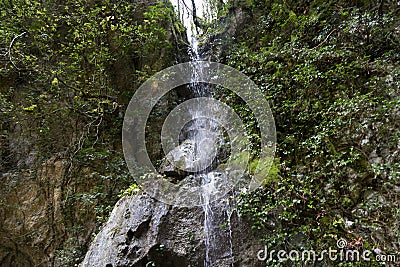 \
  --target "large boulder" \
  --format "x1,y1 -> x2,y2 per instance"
159,126 -> 229,179
81,192 -> 265,267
